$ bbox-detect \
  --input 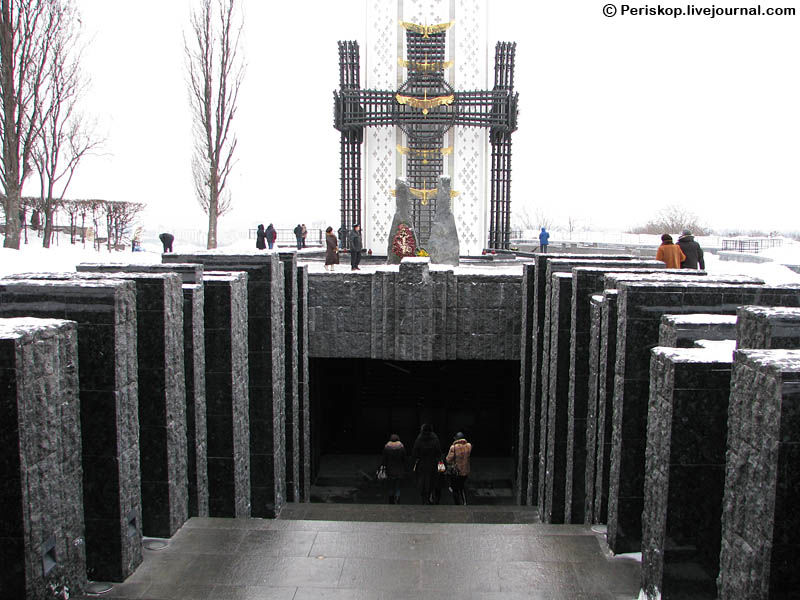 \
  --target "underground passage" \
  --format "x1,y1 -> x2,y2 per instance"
309,358 -> 520,504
